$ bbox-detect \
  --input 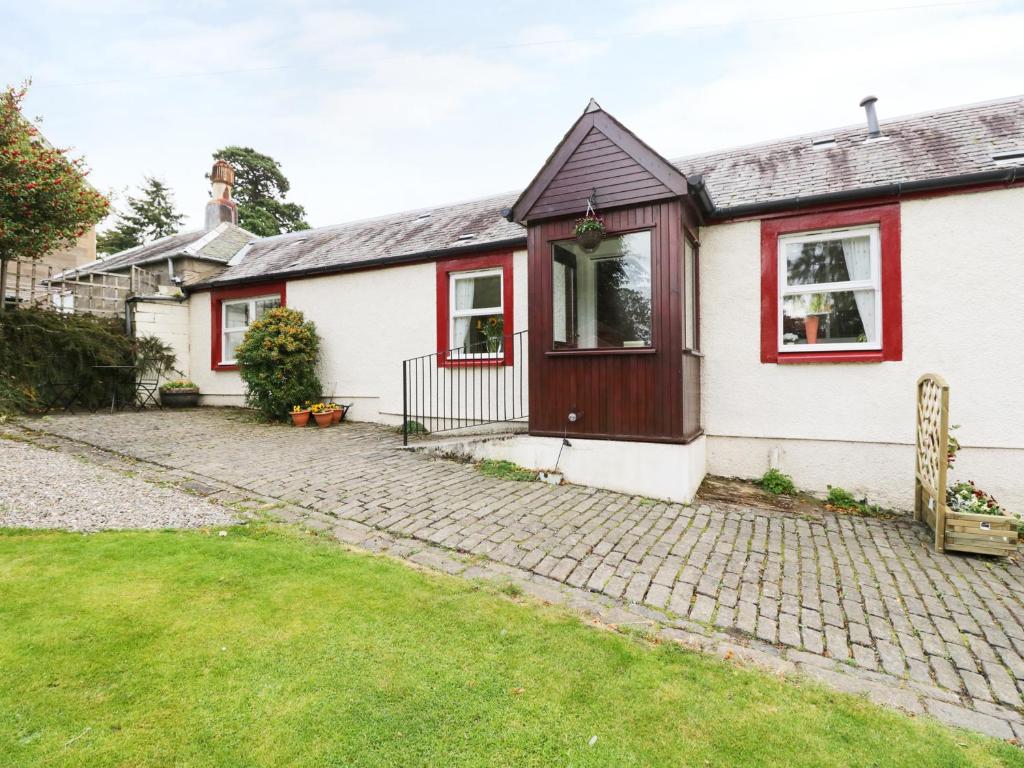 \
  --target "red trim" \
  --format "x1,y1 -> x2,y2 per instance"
210,281 -> 286,371
436,252 -> 514,366
760,204 -> 902,364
